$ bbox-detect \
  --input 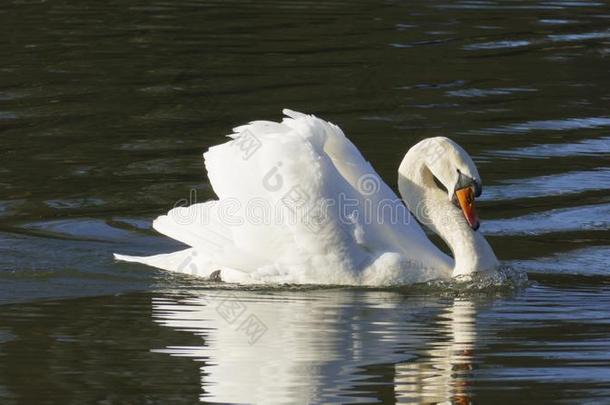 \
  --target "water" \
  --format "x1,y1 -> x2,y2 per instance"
0,0 -> 609,402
